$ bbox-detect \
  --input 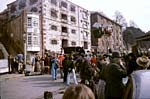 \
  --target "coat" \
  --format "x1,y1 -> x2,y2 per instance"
105,63 -> 127,99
